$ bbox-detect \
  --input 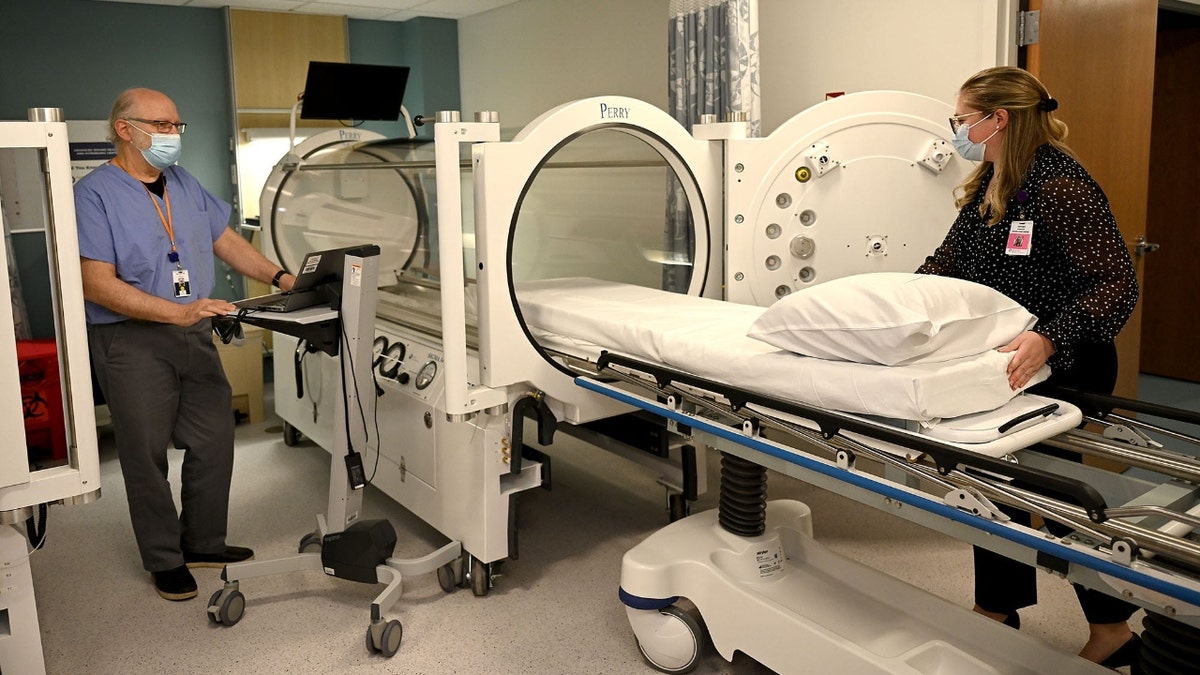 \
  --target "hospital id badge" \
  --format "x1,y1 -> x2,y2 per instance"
1006,220 -> 1033,256
172,268 -> 192,298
